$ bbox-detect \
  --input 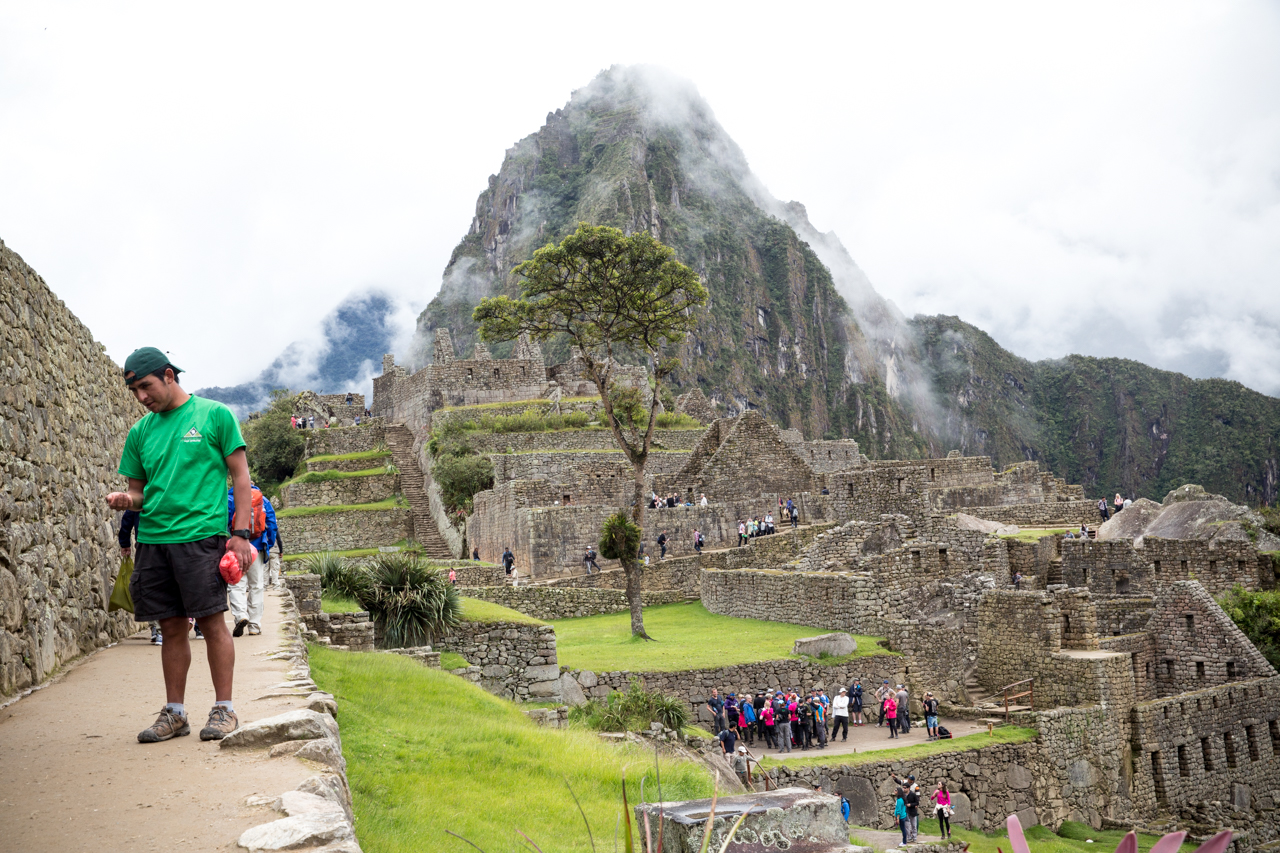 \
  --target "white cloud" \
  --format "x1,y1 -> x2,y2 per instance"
1,1 -> 1276,395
